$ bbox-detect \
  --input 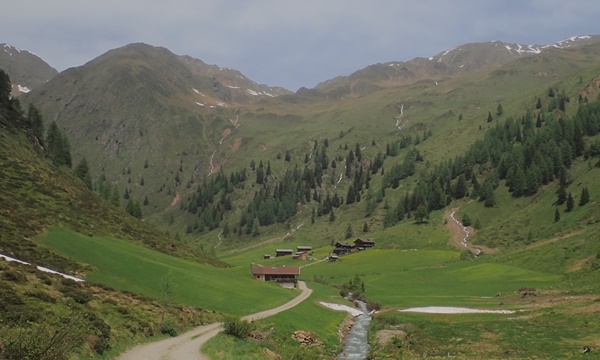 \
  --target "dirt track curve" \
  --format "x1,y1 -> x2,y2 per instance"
117,281 -> 312,360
